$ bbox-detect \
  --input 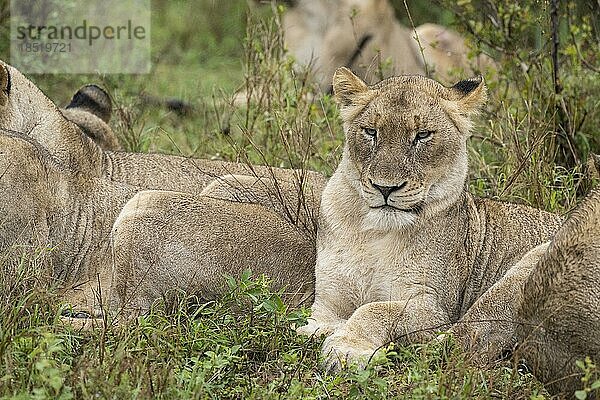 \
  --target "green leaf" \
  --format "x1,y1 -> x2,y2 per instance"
575,390 -> 588,400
